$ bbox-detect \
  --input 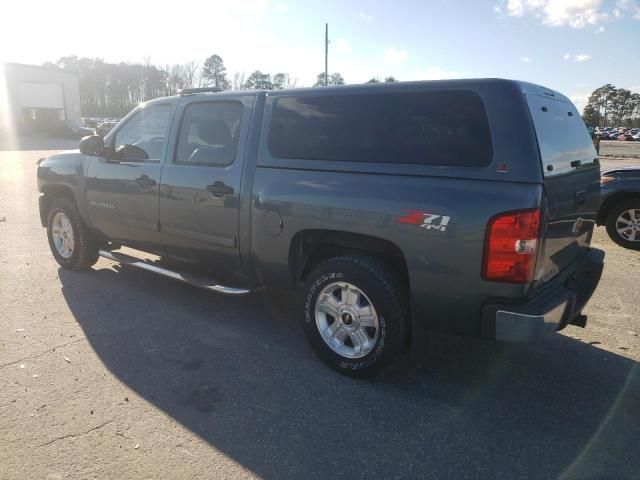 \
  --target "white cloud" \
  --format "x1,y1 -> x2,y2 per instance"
563,53 -> 593,62
574,54 -> 592,62
577,82 -> 588,87
406,66 -> 463,81
501,0 -> 619,28
334,38 -> 352,55
597,25 -> 606,32
275,3 -> 288,12
570,92 -> 590,112
506,0 -> 526,17
358,11 -> 374,21
618,0 -> 640,19
382,47 -> 408,65
520,56 -> 532,62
